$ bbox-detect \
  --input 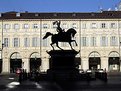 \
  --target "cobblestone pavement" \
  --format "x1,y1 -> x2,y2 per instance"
0,73 -> 121,91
